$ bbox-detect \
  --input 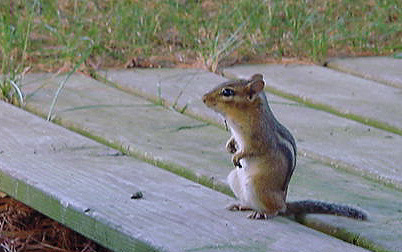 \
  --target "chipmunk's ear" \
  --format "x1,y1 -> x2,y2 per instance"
246,78 -> 265,101
251,74 -> 263,82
